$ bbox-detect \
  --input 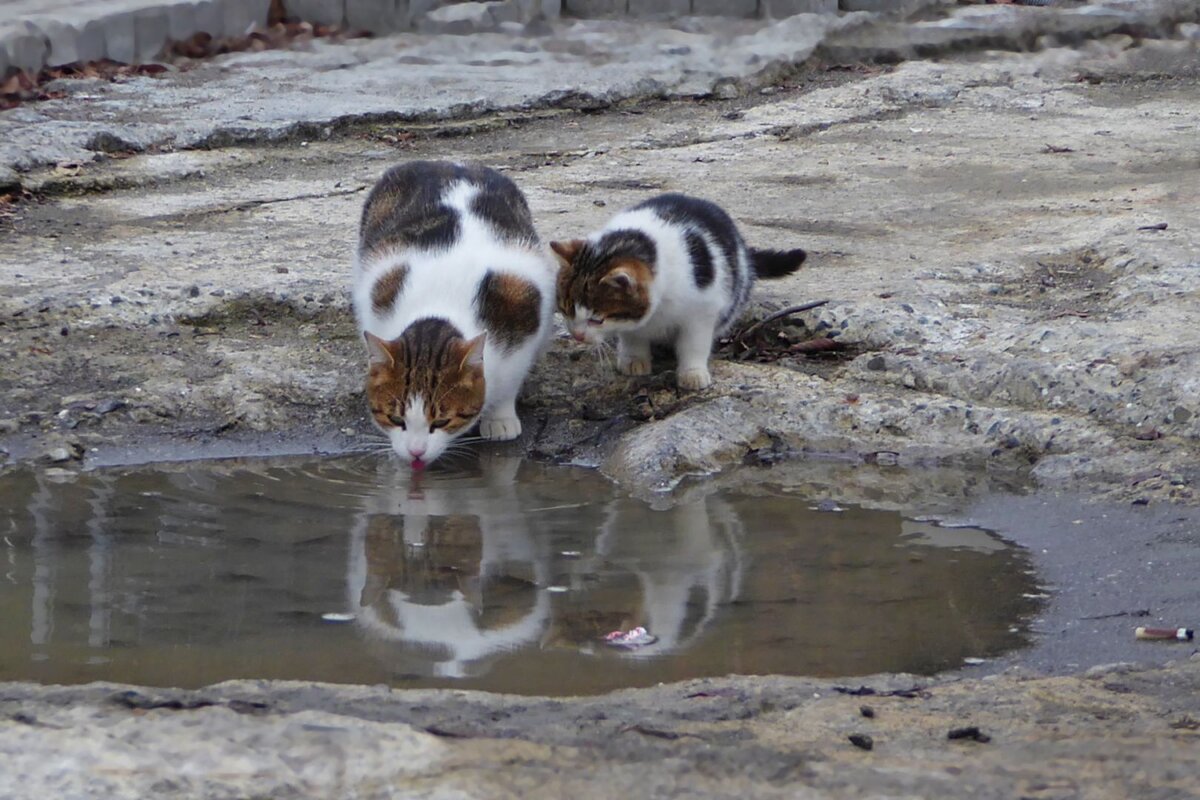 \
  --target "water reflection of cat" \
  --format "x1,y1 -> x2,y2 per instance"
346,456 -> 553,678
548,488 -> 745,659
347,451 -> 748,682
